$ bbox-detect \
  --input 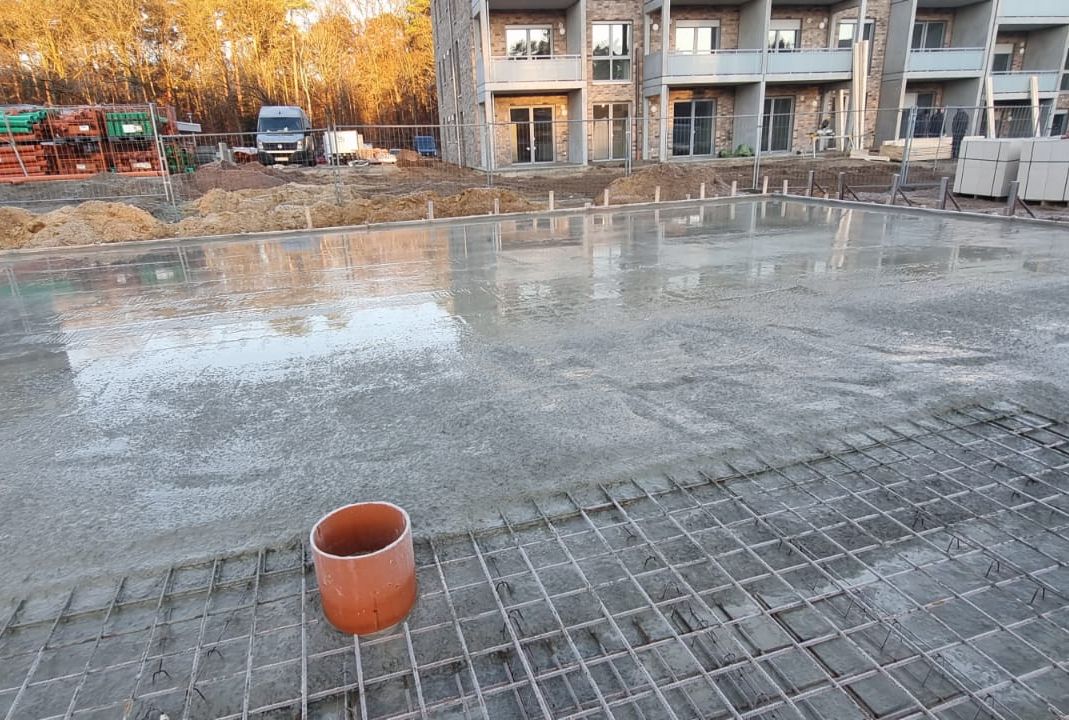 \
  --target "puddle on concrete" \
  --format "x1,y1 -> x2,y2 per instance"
1,199 -> 1067,600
